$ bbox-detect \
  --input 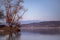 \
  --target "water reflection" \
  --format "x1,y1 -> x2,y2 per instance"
0,32 -> 21,40
7,32 -> 21,40
0,31 -> 60,40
